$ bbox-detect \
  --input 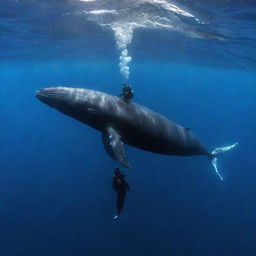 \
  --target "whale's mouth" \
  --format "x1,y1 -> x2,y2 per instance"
36,88 -> 50,103
35,87 -> 64,107
36,88 -> 47,101
36,87 -> 79,111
